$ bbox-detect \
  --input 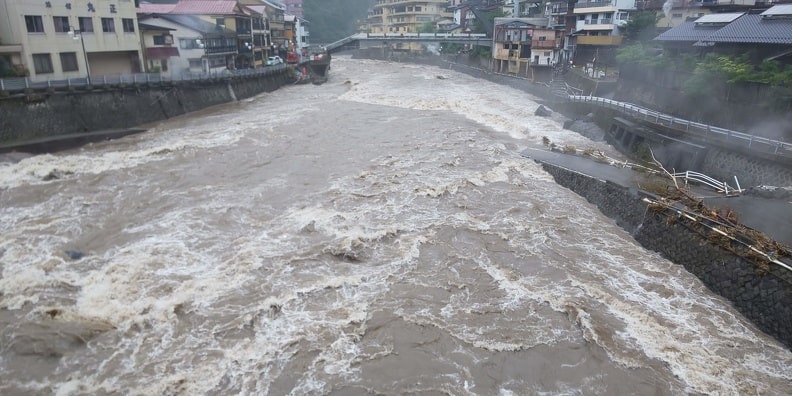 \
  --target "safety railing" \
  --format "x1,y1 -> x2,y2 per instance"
569,95 -> 792,159
672,171 -> 742,196
0,64 -> 288,94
